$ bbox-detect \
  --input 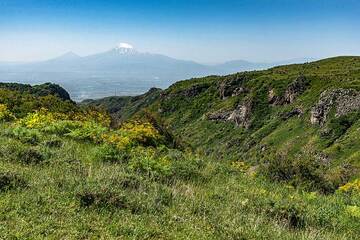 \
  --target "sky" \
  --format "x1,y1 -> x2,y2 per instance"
0,0 -> 359,63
